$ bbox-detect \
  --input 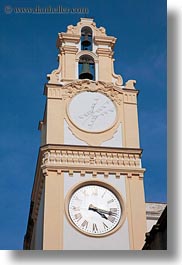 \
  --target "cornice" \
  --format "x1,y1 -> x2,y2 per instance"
41,143 -> 143,154
94,36 -> 116,48
57,33 -> 80,47
39,144 -> 144,182
40,145 -> 144,174
96,48 -> 113,58
60,45 -> 78,54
